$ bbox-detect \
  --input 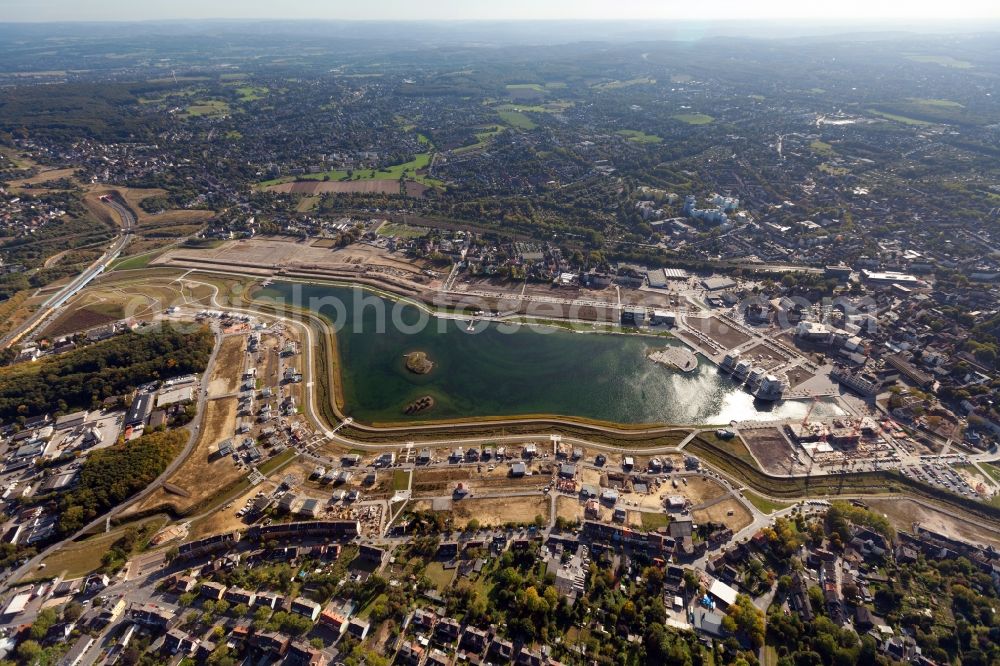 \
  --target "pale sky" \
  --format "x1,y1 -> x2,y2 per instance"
3,0 -> 999,22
